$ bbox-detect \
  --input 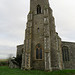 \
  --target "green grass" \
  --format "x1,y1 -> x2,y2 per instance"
0,66 -> 75,75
